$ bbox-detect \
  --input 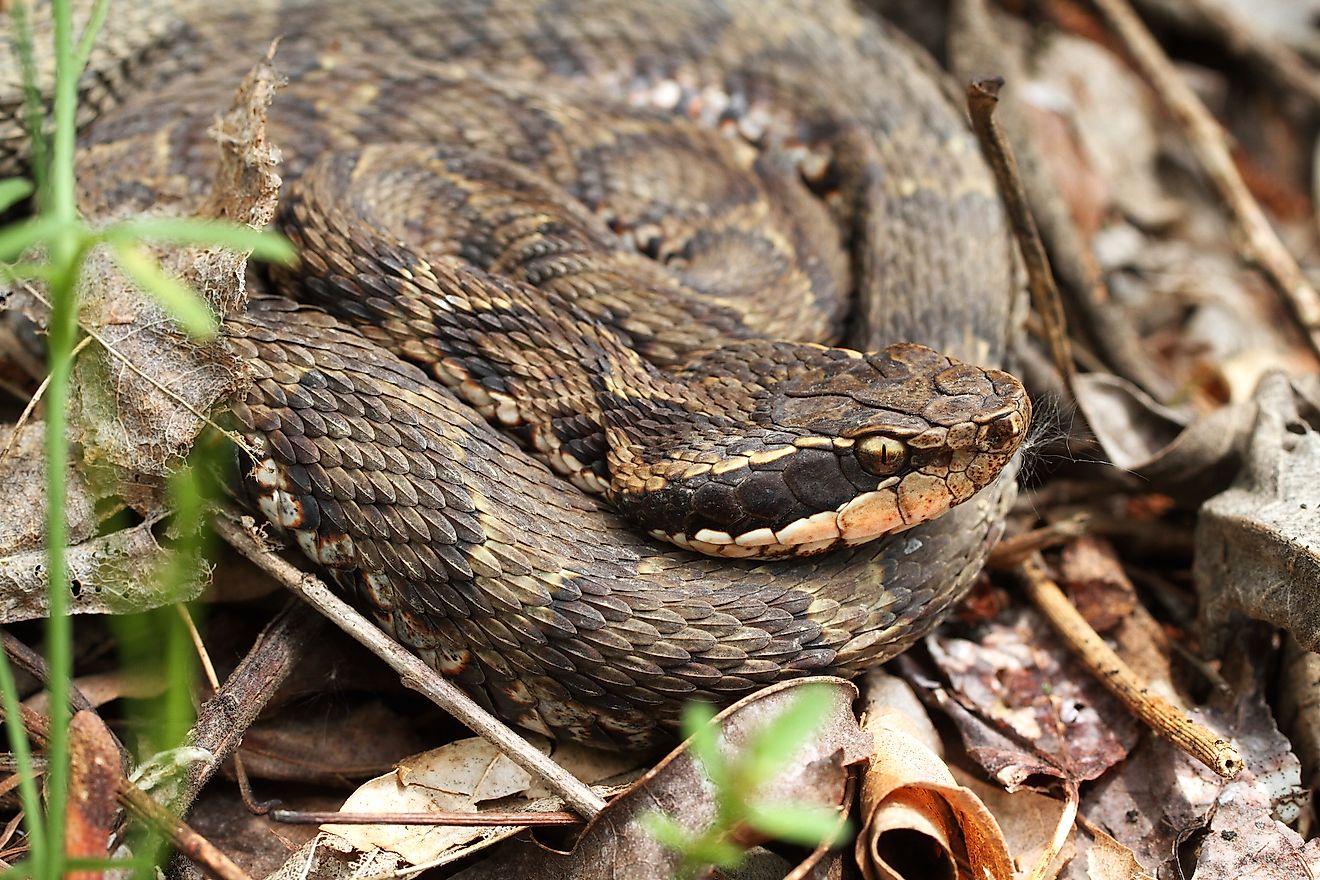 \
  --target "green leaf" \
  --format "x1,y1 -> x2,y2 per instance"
684,835 -> 746,869
0,177 -> 33,212
741,684 -> 835,786
72,0 -> 111,74
744,804 -> 851,848
681,701 -> 728,791
110,242 -> 218,339
0,215 -> 63,262
639,811 -> 692,852
0,261 -> 57,282
104,217 -> 297,265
